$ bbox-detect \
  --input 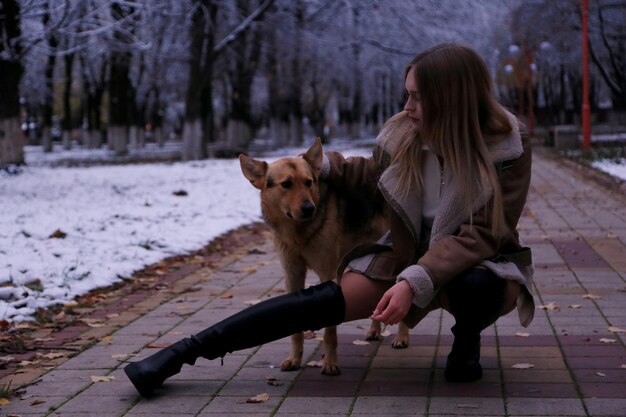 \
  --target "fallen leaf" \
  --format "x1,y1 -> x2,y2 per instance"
90,375 -> 115,383
0,356 -> 15,363
220,292 -> 233,299
608,326 -> 626,334
30,399 -> 46,405
243,267 -> 257,273
106,313 -> 119,319
537,302 -> 559,311
352,339 -> 370,345
111,354 -> 129,360
172,190 -> 188,196
456,404 -> 480,409
306,360 -> 324,367
582,293 -> 601,300
606,232 -> 618,239
621,364 -> 626,369
19,360 -> 36,366
596,372 -> 606,377
100,336 -> 113,342
568,304 -> 582,309
512,363 -> 535,369
38,352 -> 65,360
599,338 -> 617,344
244,299 -> 262,306
49,229 -> 67,239
147,342 -> 171,349
246,393 -> 269,403
176,306 -> 191,311
0,398 -> 10,406
516,332 -> 530,337
315,336 -> 324,341
267,379 -> 283,386
381,330 -> 392,337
